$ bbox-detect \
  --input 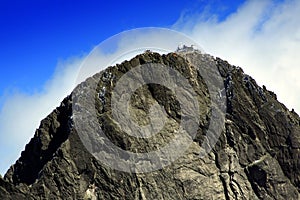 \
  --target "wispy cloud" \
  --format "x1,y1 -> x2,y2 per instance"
173,0 -> 300,113
0,57 -> 82,175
